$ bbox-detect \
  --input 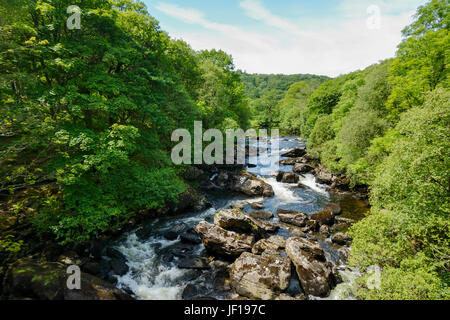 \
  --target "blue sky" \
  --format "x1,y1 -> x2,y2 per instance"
142,0 -> 427,77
